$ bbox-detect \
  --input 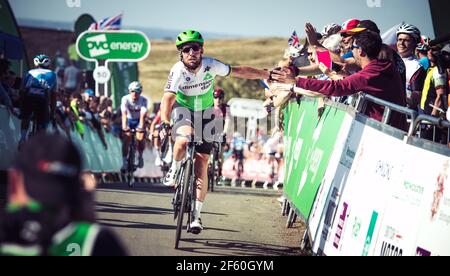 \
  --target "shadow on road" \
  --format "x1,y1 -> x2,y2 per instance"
96,202 -> 173,216
177,238 -> 301,256
98,217 -> 239,235
97,182 -> 175,194
99,218 -> 177,230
